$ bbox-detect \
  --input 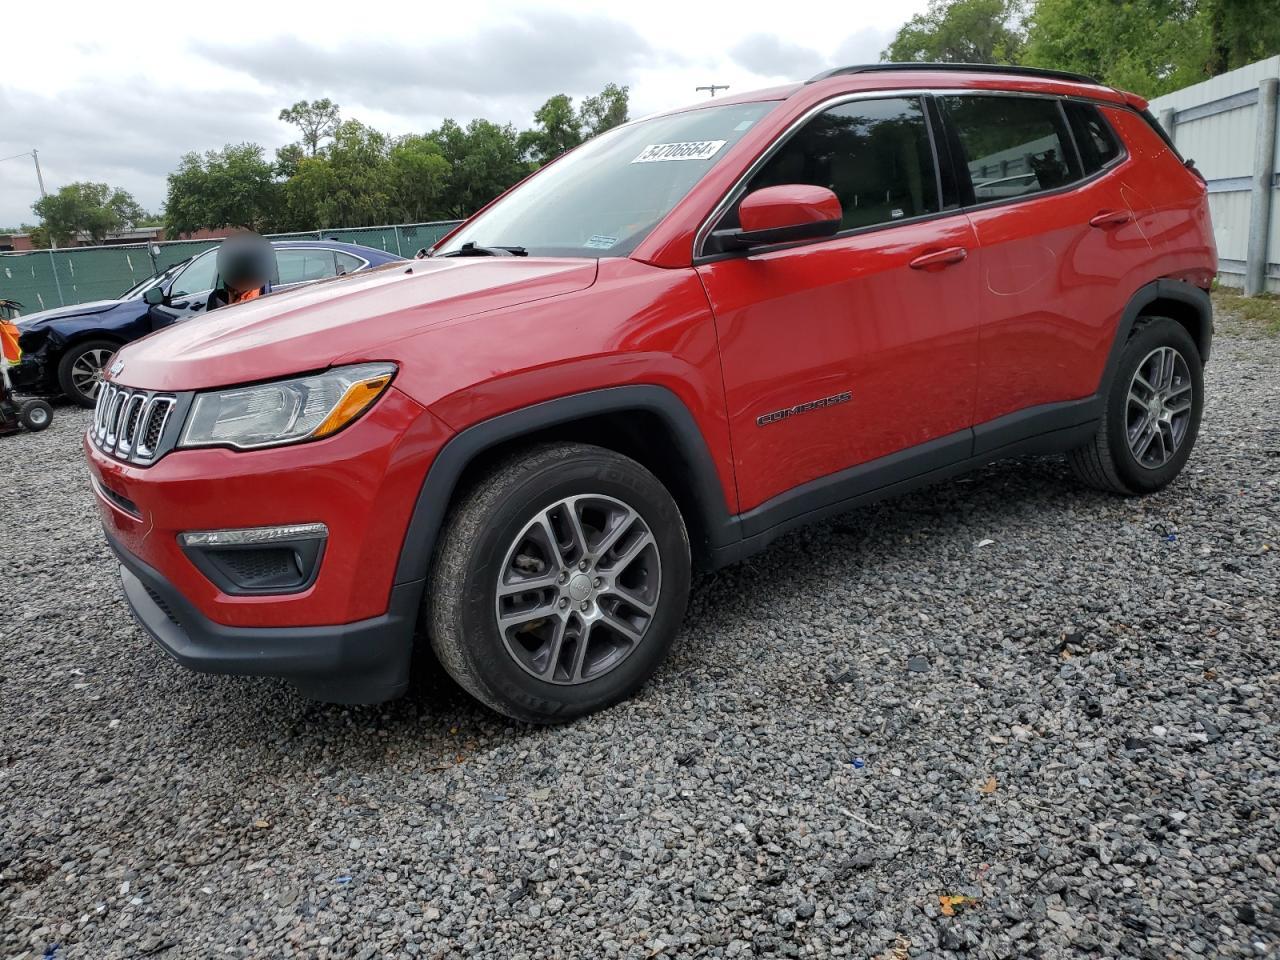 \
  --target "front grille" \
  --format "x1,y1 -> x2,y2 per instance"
92,384 -> 178,465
